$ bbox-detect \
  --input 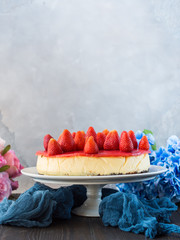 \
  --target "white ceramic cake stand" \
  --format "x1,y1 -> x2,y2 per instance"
22,165 -> 166,217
